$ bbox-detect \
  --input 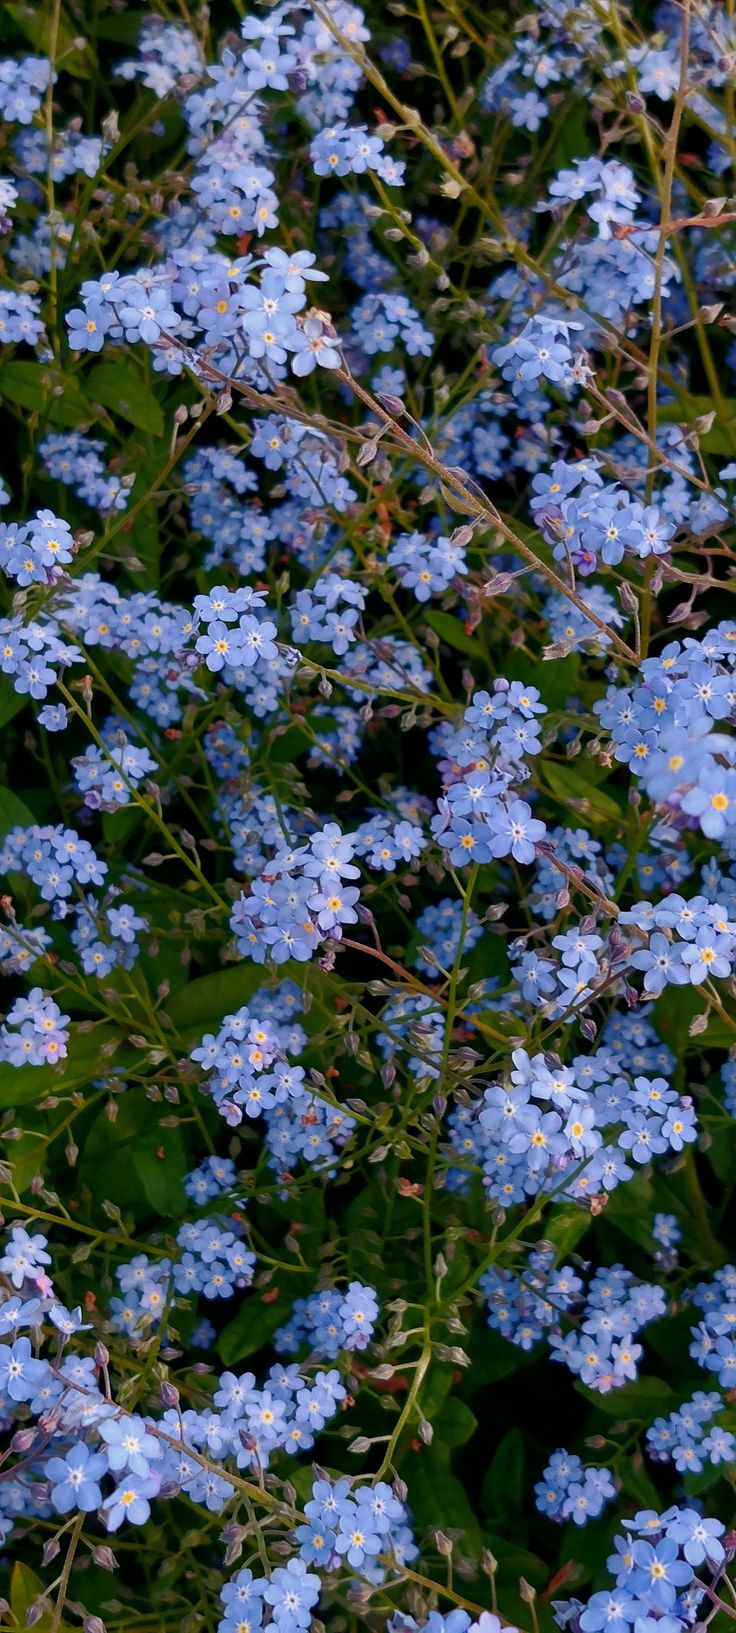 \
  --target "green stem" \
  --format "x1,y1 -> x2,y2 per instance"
681,1149 -> 727,1267
50,1511 -> 84,1633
